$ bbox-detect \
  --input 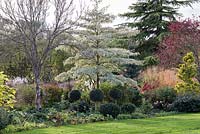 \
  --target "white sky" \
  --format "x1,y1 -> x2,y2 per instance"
98,0 -> 200,26
1,0 -> 199,26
